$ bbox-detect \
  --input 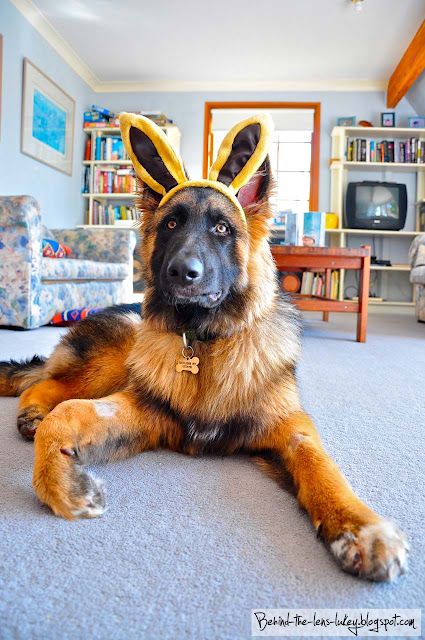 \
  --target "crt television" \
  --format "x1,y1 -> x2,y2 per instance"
345,181 -> 407,230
